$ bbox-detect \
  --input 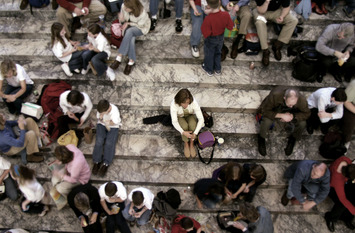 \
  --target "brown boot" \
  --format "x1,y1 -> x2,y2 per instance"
262,49 -> 270,66
27,153 -> 44,163
231,35 -> 243,59
123,63 -> 134,75
221,44 -> 229,62
272,40 -> 283,61
110,60 -> 121,70
20,0 -> 29,10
